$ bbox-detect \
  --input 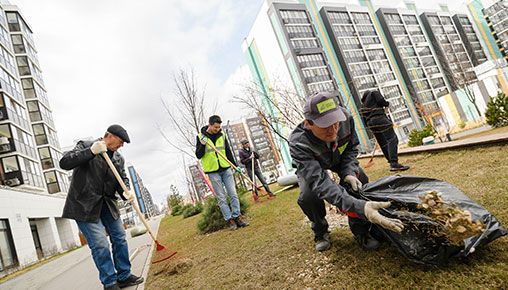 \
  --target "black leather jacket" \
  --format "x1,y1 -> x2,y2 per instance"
60,139 -> 129,223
